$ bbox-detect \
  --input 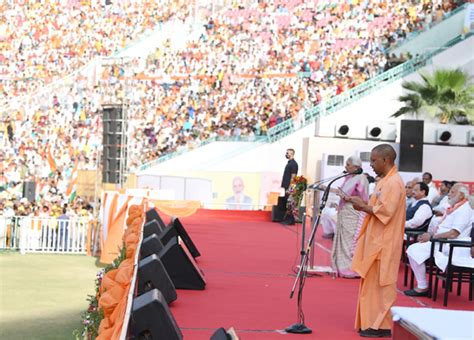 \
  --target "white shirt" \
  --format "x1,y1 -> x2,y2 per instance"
427,182 -> 439,204
406,199 -> 433,229
432,195 -> 450,214
435,201 -> 473,238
